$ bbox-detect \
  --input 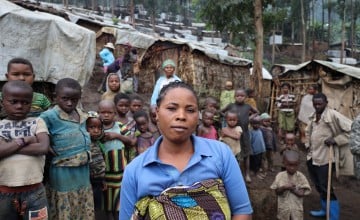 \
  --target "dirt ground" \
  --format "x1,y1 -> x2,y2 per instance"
82,67 -> 360,220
